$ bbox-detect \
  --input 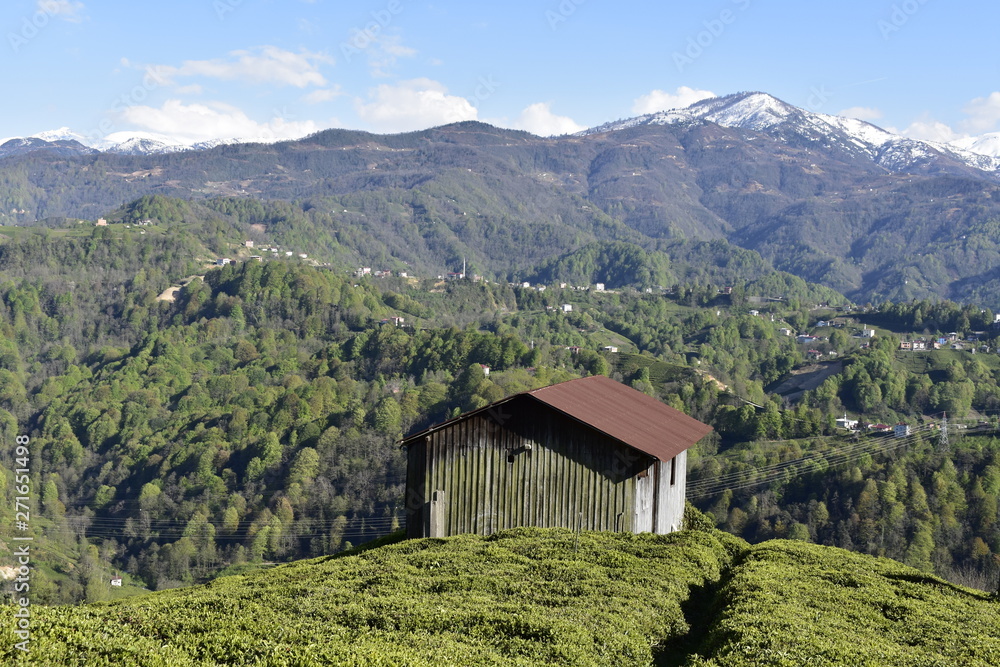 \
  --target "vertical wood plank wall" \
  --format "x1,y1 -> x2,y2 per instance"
405,397 -> 687,538
654,449 -> 686,533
